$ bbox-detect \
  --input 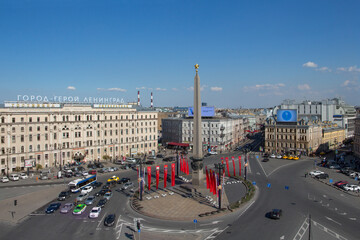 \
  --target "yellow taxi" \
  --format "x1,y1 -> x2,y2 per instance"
288,156 -> 294,160
282,155 -> 288,159
107,176 -> 119,182
293,156 -> 299,160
